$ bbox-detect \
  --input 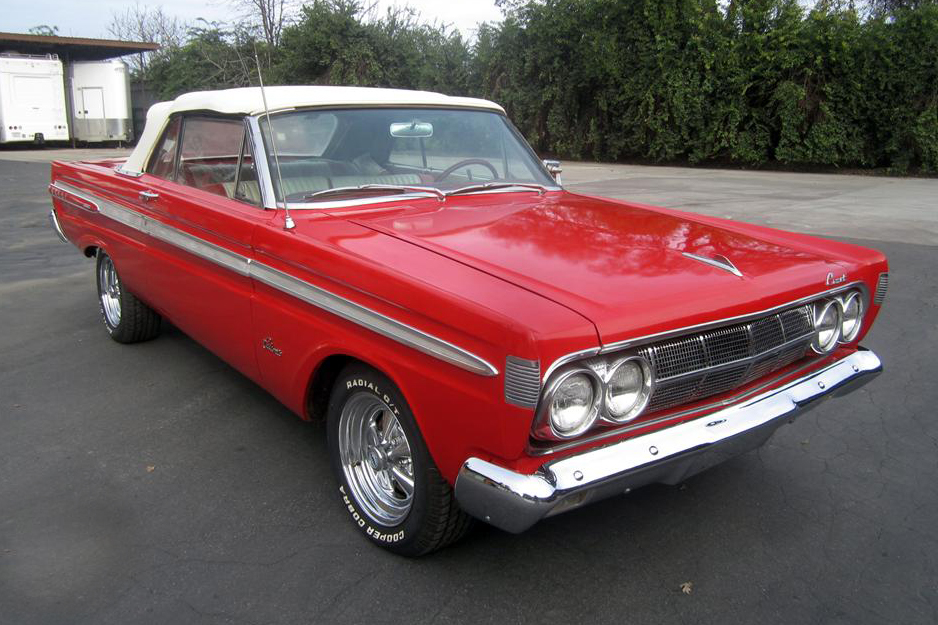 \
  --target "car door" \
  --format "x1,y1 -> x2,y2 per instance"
134,114 -> 274,383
